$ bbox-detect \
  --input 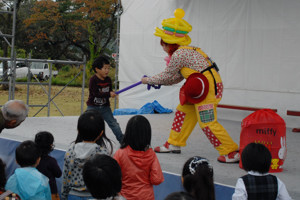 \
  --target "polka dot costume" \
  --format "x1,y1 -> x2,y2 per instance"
147,47 -> 210,86
202,126 -> 222,147
216,82 -> 223,99
171,110 -> 186,132
148,46 -> 239,156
